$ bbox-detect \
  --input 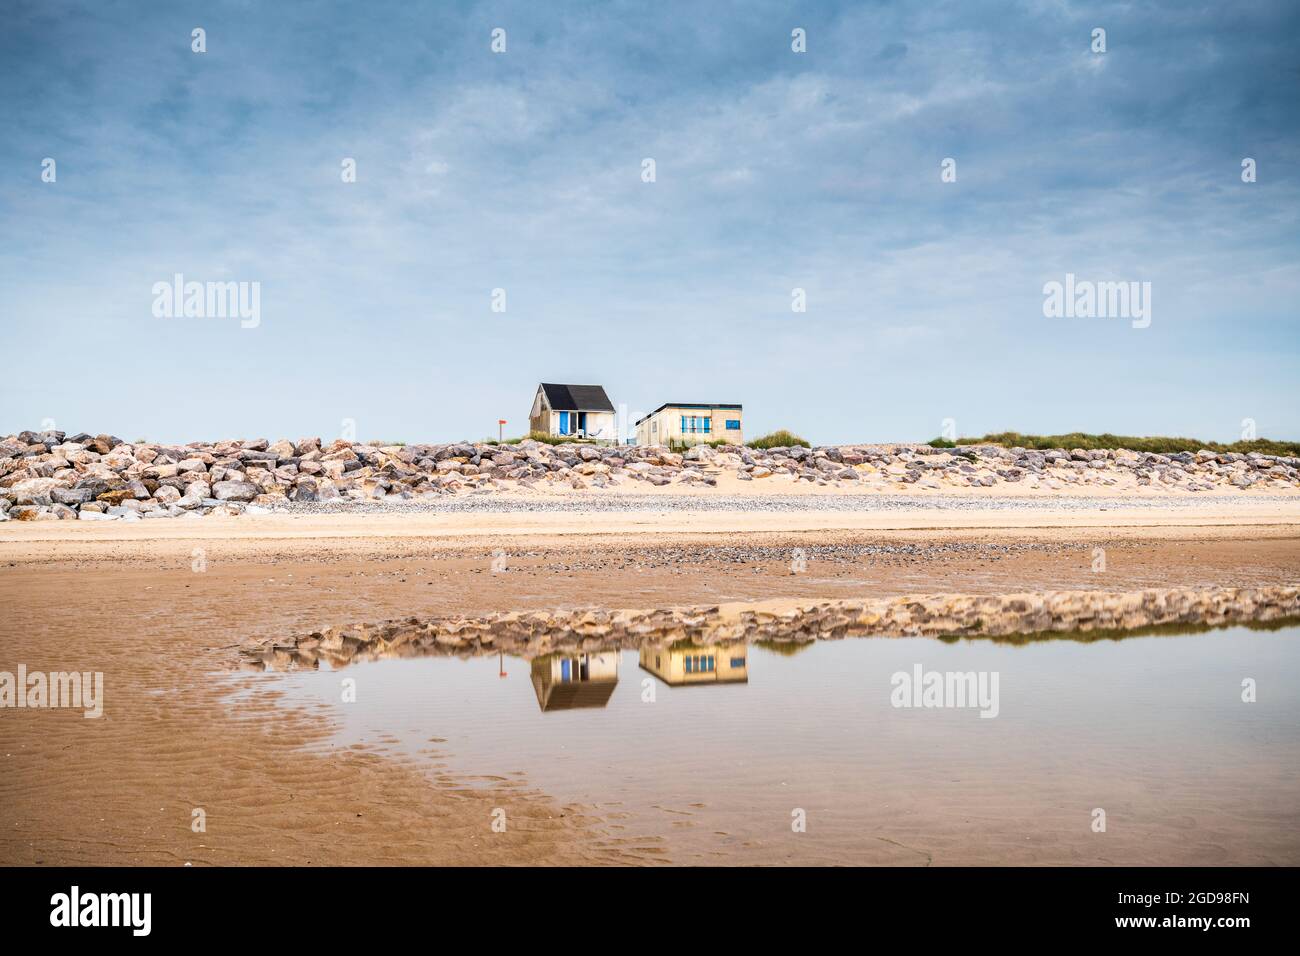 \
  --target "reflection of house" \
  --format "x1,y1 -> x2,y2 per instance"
530,652 -> 620,711
638,643 -> 748,687
529,383 -> 617,441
